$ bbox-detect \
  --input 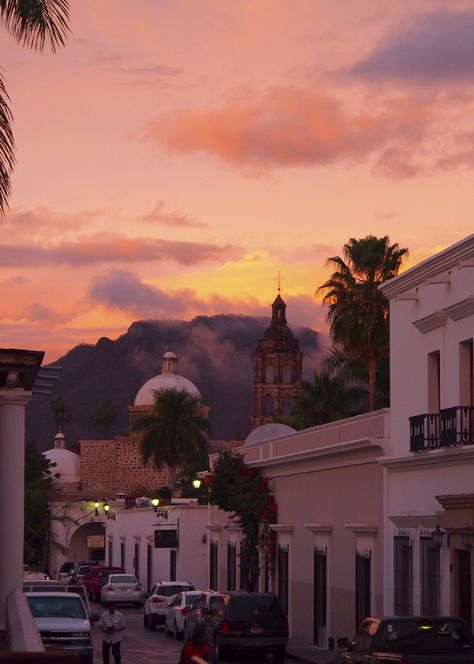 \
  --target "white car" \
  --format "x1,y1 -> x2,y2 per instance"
101,573 -> 142,607
26,591 -> 93,664
164,590 -> 202,639
143,581 -> 194,631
